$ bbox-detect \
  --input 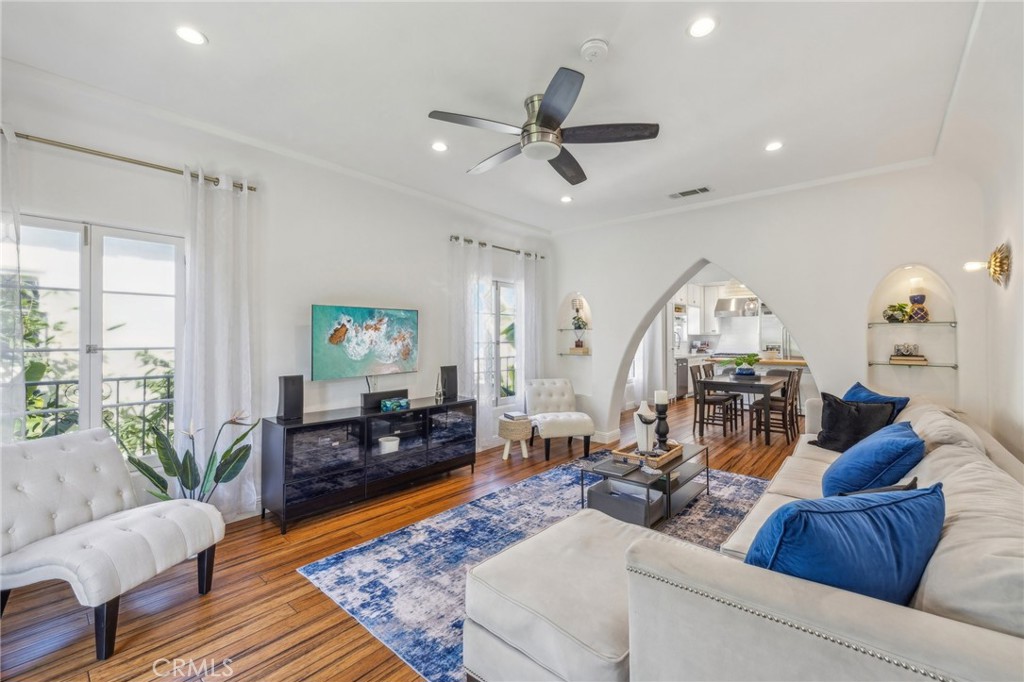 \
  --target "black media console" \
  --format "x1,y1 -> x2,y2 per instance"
261,396 -> 476,533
